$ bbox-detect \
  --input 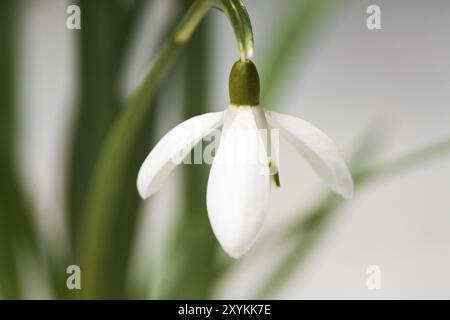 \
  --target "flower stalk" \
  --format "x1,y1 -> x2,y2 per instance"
212,0 -> 254,60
